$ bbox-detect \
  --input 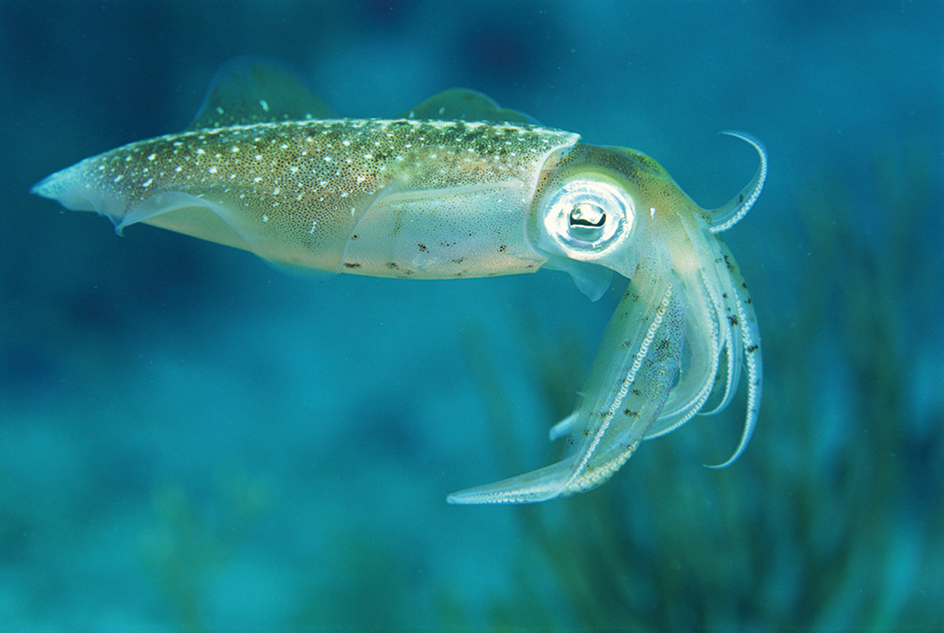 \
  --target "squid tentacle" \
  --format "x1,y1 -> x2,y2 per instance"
708,132 -> 768,234
447,270 -> 685,504
704,238 -> 763,468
